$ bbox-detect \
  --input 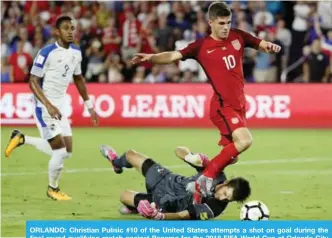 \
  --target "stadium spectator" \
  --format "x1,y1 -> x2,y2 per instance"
1,1 -> 331,84
102,17 -> 122,56
121,55 -> 137,83
104,53 -> 123,83
8,40 -> 33,83
153,14 -> 173,52
268,27 -> 285,82
276,19 -> 292,58
1,57 -> 12,83
175,30 -> 198,73
317,1 -> 332,35
137,27 -> 159,71
144,65 -> 166,83
121,9 -> 141,60
132,66 -> 146,83
303,39 -> 330,83
254,31 -> 277,83
238,20 -> 256,82
287,1 -> 311,82
253,2 -> 274,33
181,69 -> 198,83
85,39 -> 104,82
